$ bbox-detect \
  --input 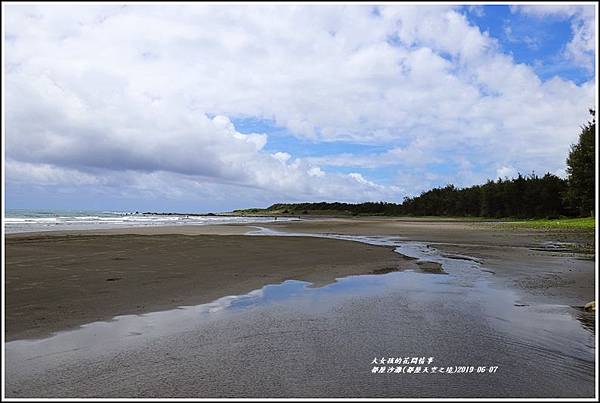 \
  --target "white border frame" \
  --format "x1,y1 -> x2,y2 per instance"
1,1 -> 598,401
